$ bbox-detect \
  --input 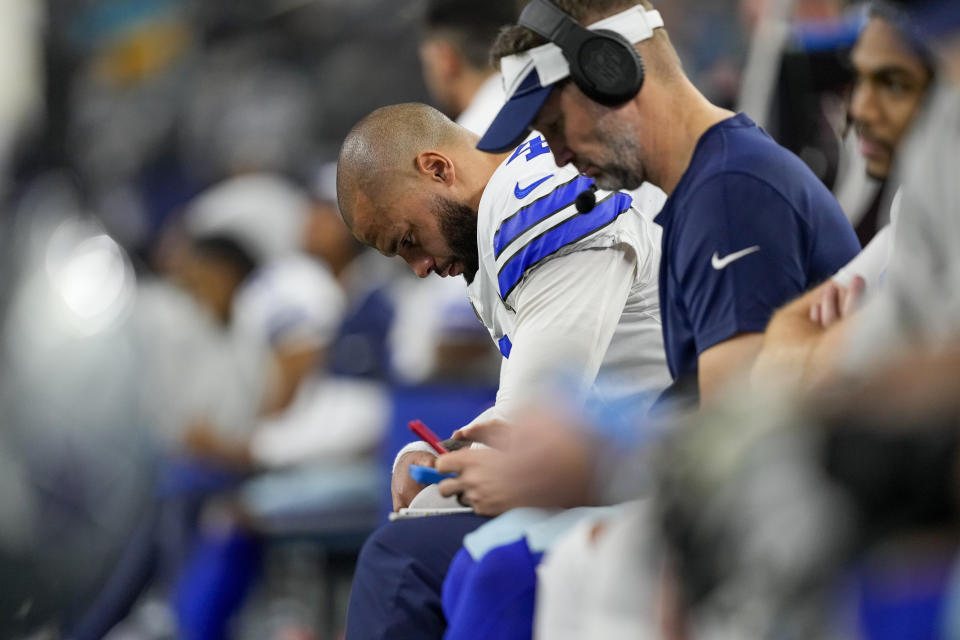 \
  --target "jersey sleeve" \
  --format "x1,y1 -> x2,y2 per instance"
671,173 -> 810,354
493,247 -> 637,419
